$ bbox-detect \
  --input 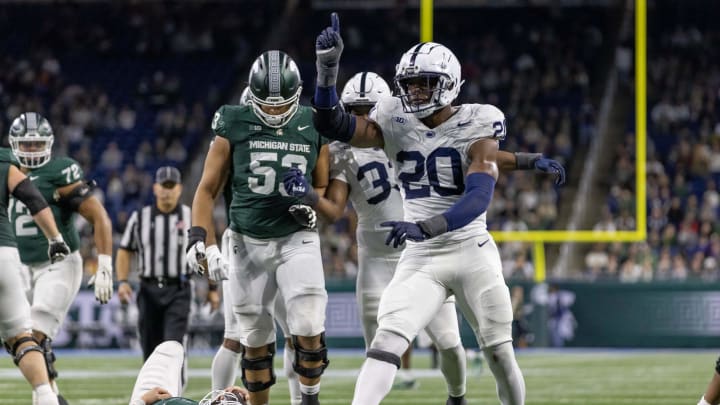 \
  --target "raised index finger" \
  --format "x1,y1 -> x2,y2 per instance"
331,12 -> 340,32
